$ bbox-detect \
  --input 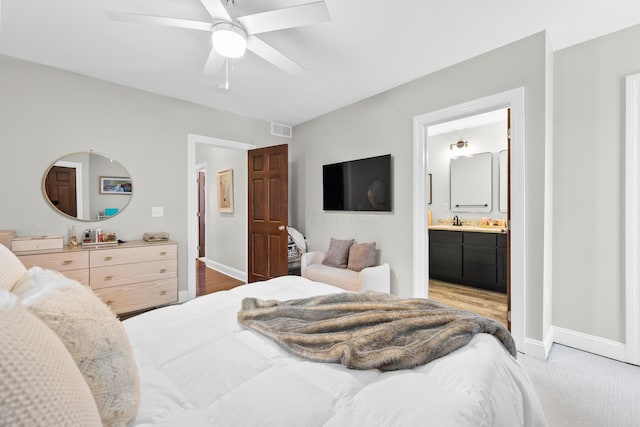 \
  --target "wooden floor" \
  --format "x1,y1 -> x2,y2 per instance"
196,259 -> 244,296
428,279 -> 508,329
